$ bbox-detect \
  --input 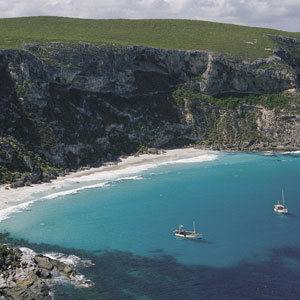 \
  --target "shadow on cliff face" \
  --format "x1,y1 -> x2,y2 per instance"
1,233 -> 300,300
